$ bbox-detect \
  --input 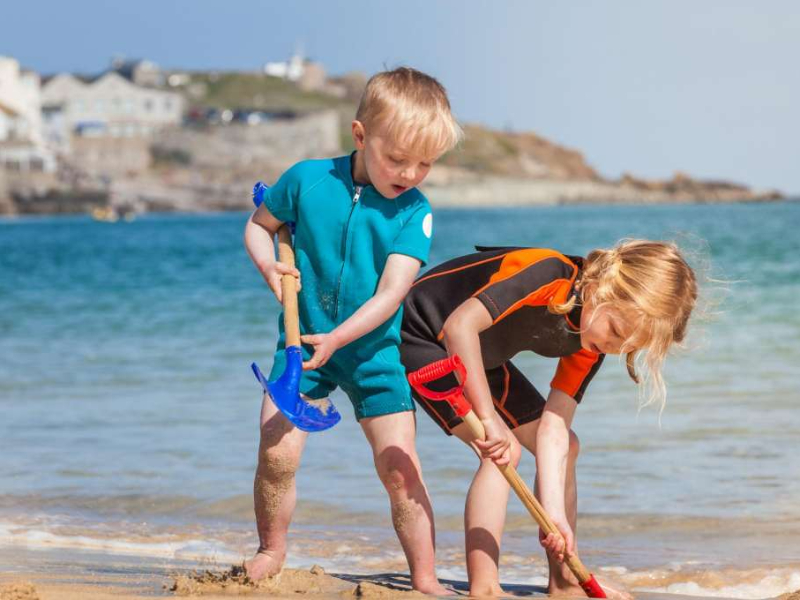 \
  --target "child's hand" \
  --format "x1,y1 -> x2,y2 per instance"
474,416 -> 514,465
538,517 -> 575,563
260,261 -> 301,303
300,333 -> 341,371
